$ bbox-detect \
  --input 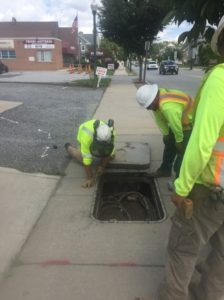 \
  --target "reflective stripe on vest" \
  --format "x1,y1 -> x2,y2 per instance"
82,126 -> 93,137
82,152 -> 92,158
212,137 -> 224,186
159,91 -> 193,126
